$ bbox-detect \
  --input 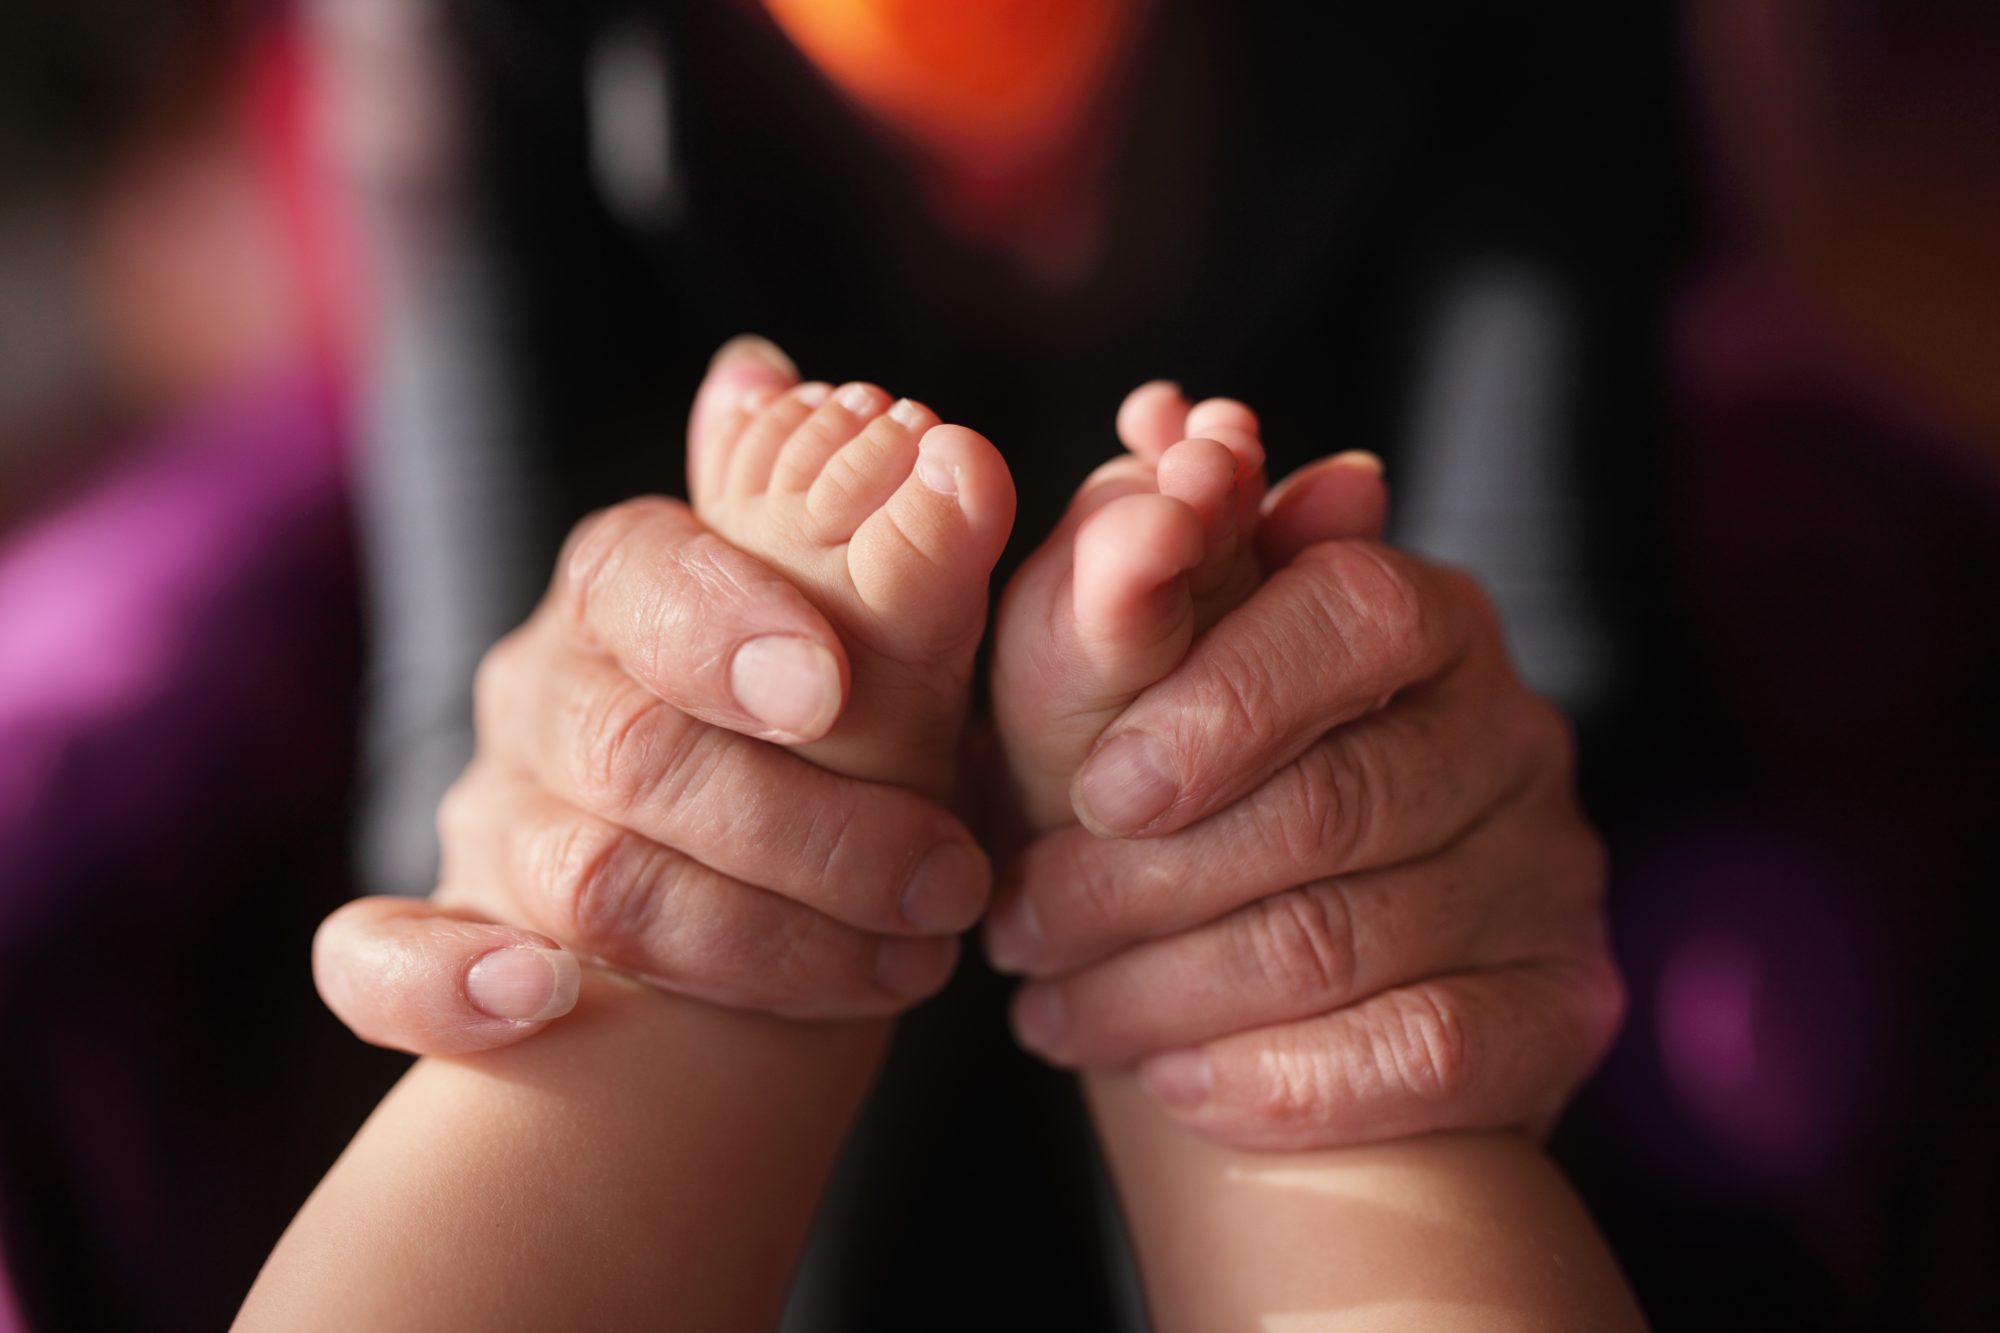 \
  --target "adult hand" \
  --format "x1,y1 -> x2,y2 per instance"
988,413 -> 1622,1151
314,338 -> 986,1055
